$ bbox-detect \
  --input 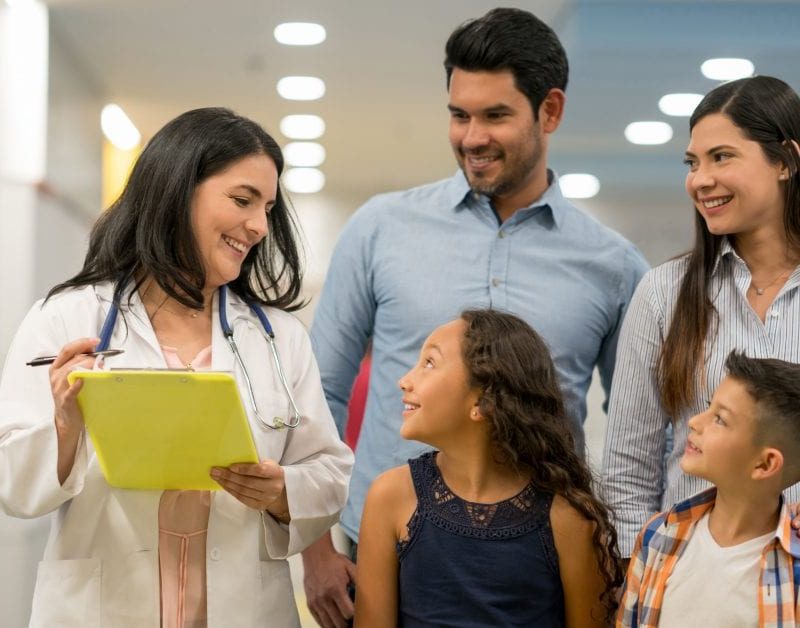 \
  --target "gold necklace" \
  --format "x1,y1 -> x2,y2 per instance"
749,269 -> 792,296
